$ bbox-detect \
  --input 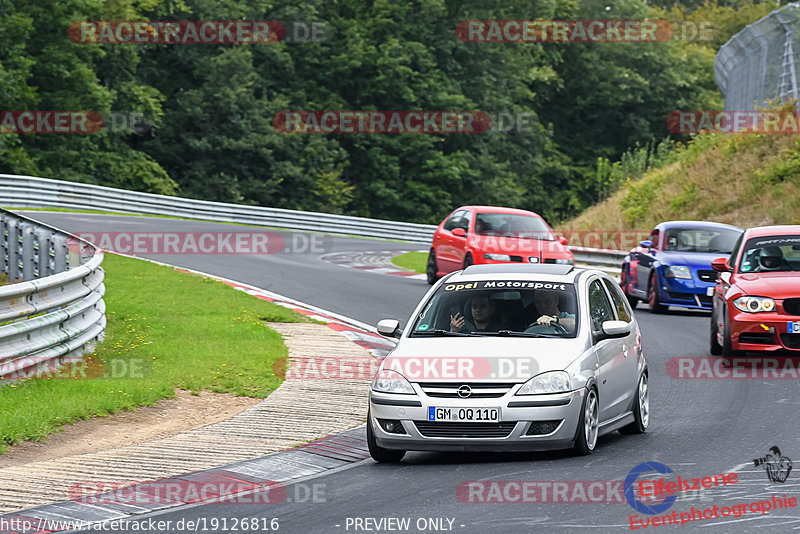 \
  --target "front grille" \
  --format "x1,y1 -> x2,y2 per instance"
418,382 -> 515,399
780,334 -> 800,349
510,256 -> 523,262
697,295 -> 712,306
697,270 -> 717,283
783,298 -> 800,316
414,421 -> 517,438
739,333 -> 774,344
526,420 -> 563,436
